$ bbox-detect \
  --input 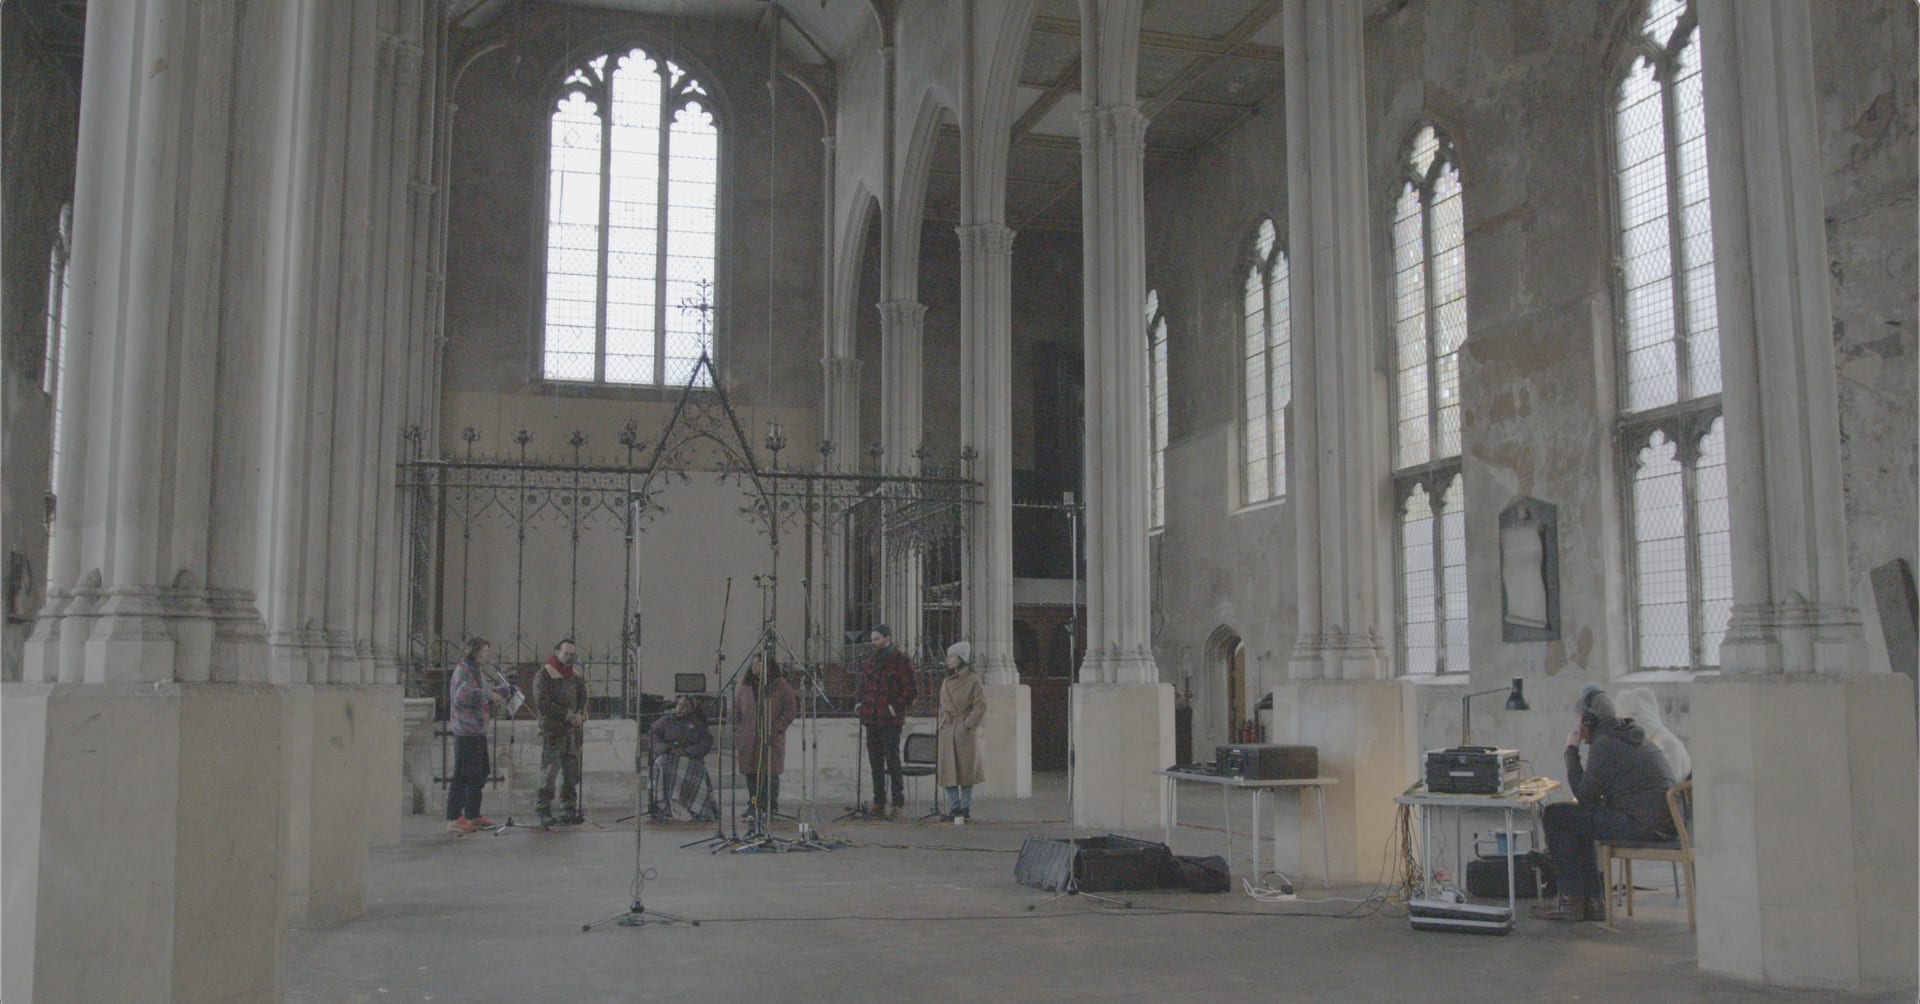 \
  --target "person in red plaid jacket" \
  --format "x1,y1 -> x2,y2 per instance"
856,624 -> 917,817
